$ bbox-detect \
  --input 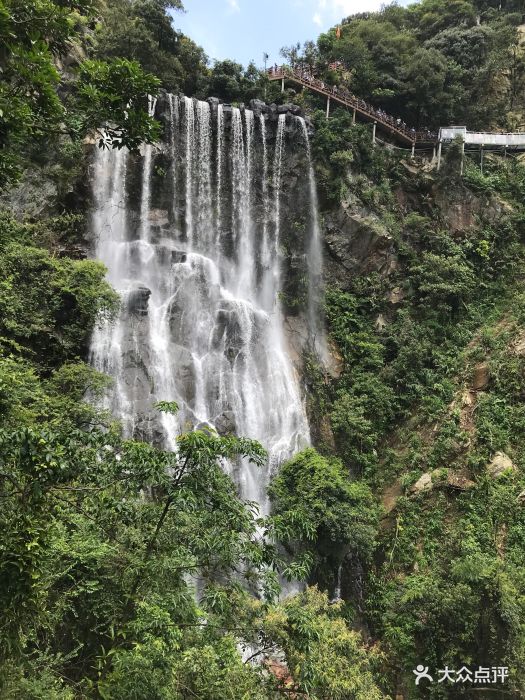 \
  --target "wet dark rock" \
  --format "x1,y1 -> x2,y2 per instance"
249,99 -> 268,115
170,250 -> 187,264
214,411 -> 236,435
154,89 -> 172,122
278,103 -> 303,116
169,345 -> 197,406
133,413 -> 166,446
148,208 -> 170,227
127,286 -> 151,316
